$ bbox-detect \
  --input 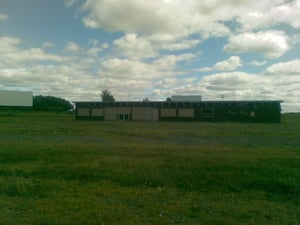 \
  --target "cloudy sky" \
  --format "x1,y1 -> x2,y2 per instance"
0,0 -> 299,112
